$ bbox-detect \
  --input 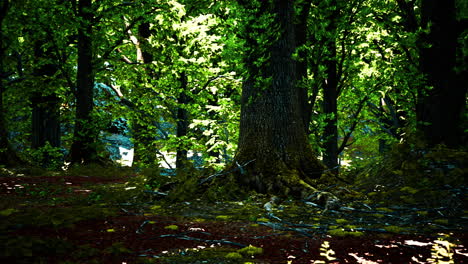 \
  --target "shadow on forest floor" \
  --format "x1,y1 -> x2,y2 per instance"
0,167 -> 466,264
